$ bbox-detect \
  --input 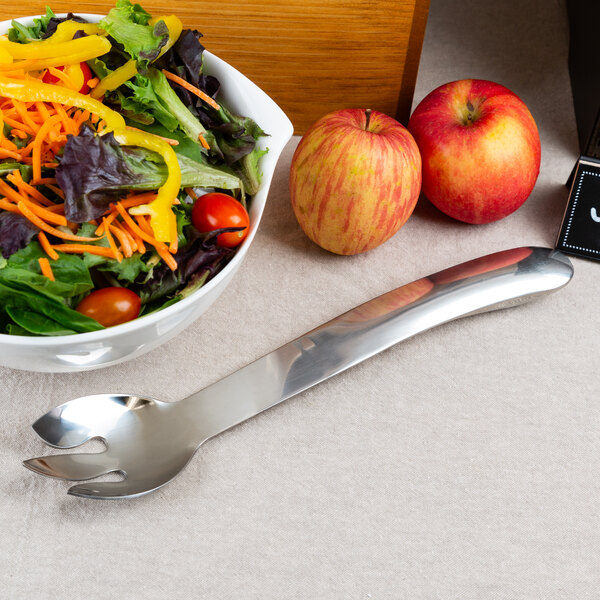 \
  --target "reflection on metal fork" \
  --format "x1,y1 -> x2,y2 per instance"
23,247 -> 574,499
